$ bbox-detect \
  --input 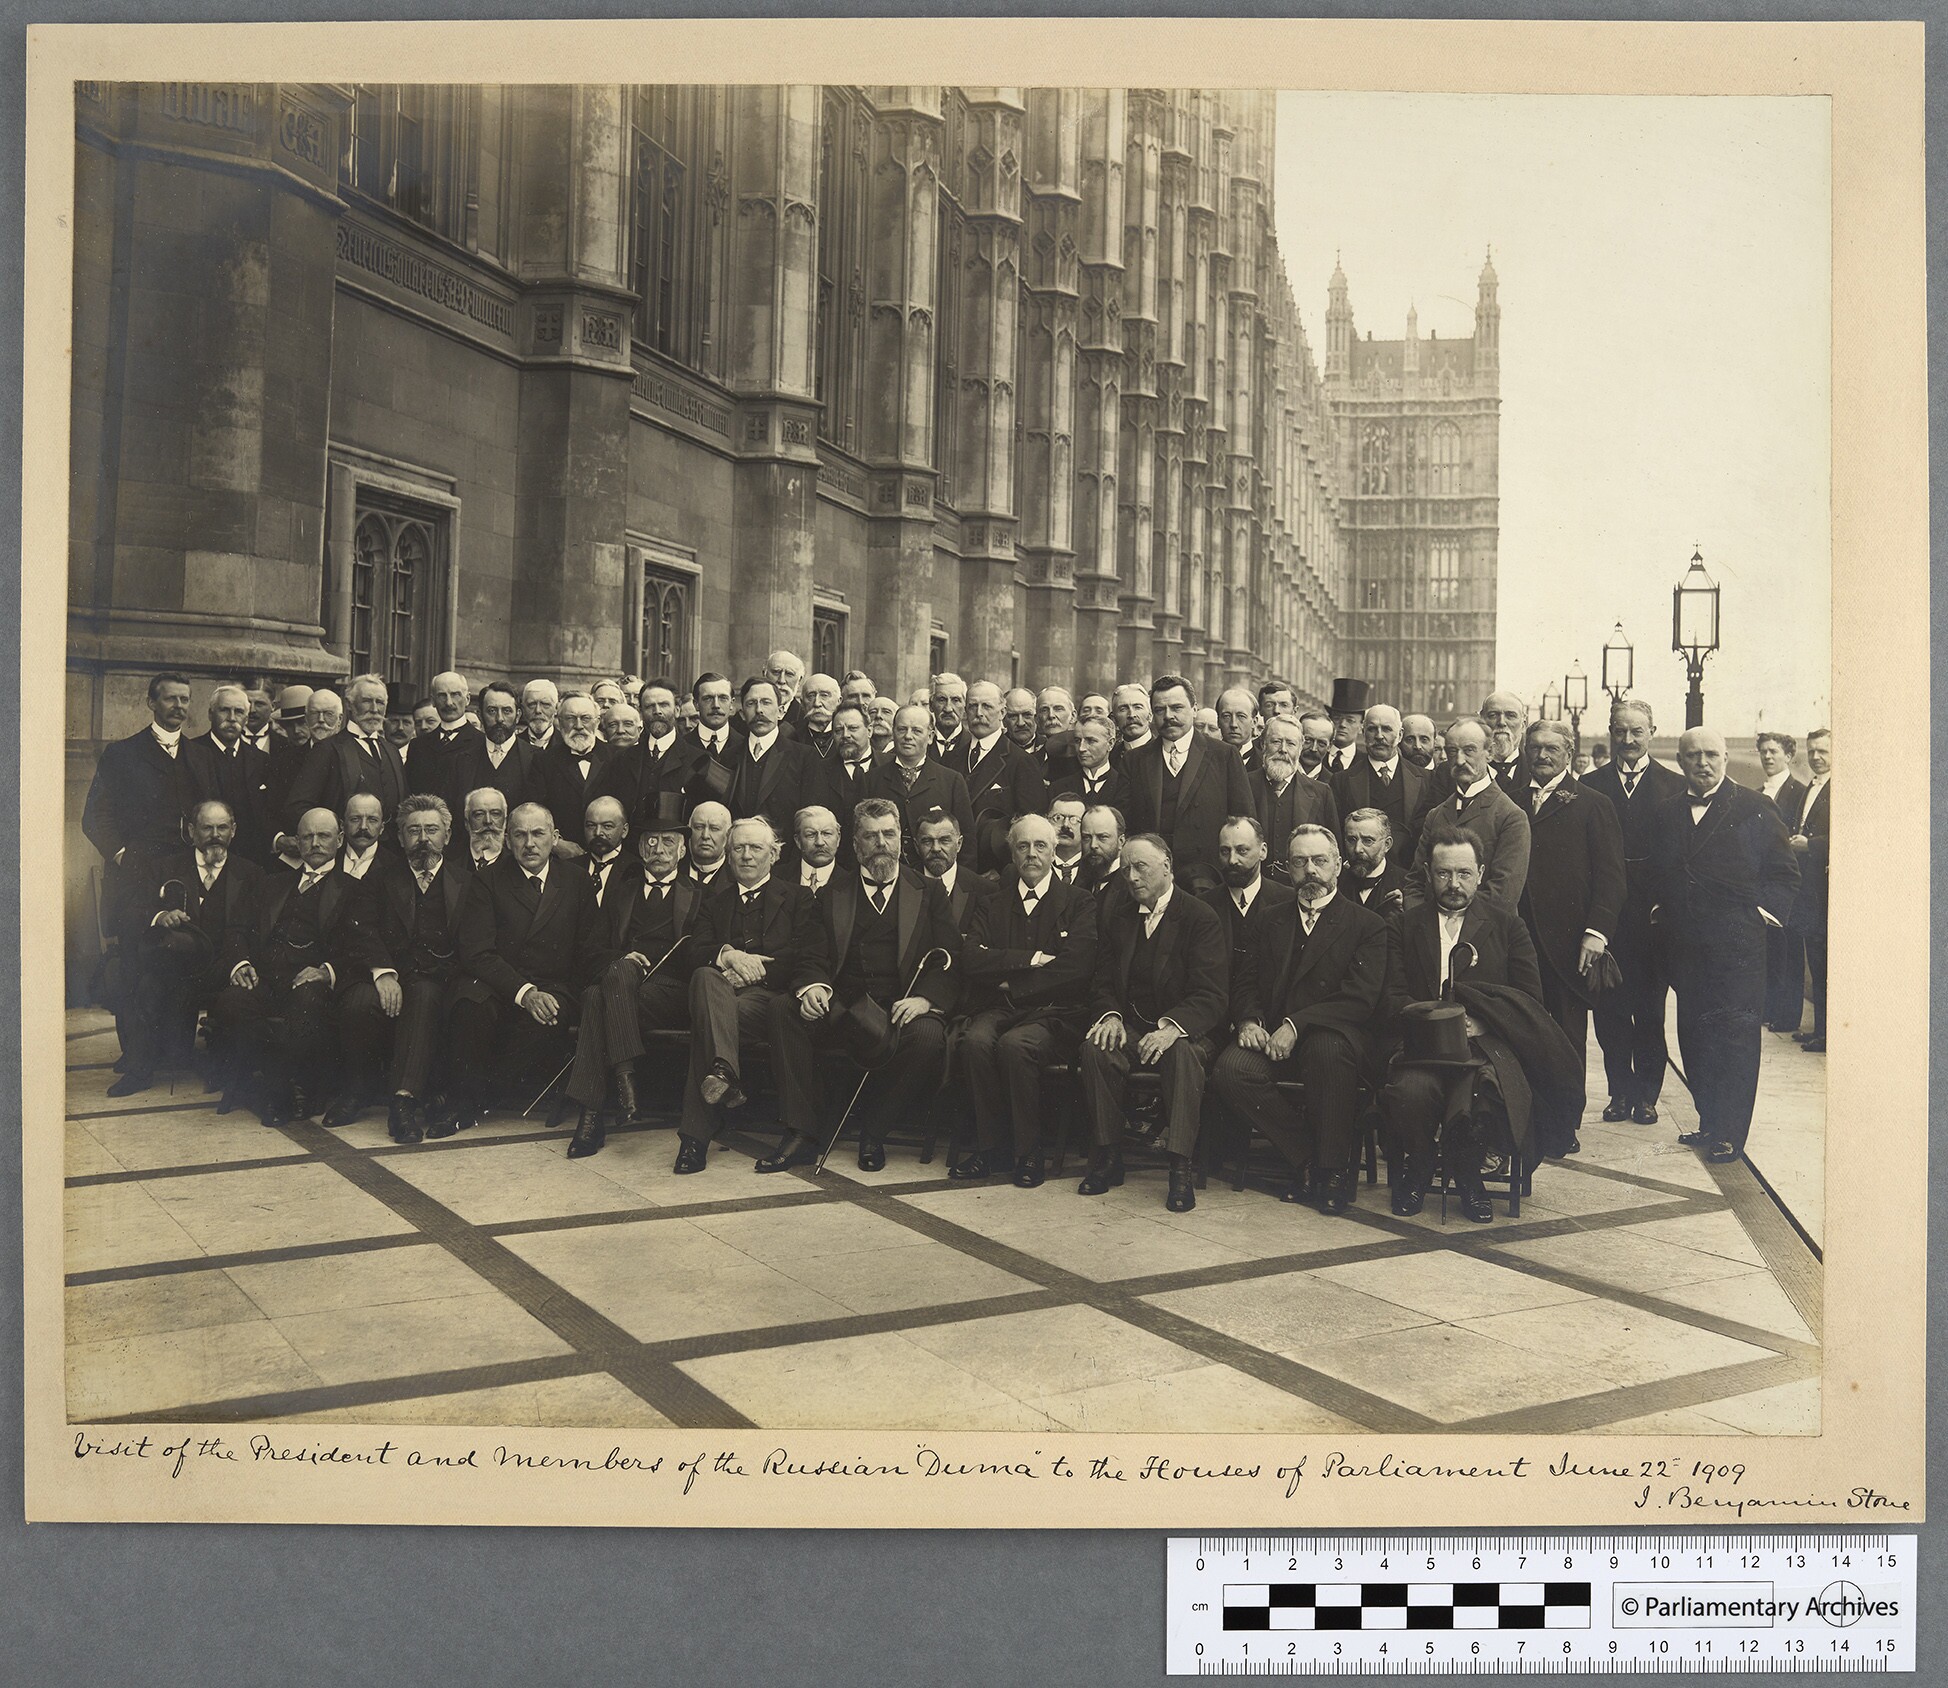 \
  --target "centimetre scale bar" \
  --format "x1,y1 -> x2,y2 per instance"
1166,1536 -> 1915,1675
